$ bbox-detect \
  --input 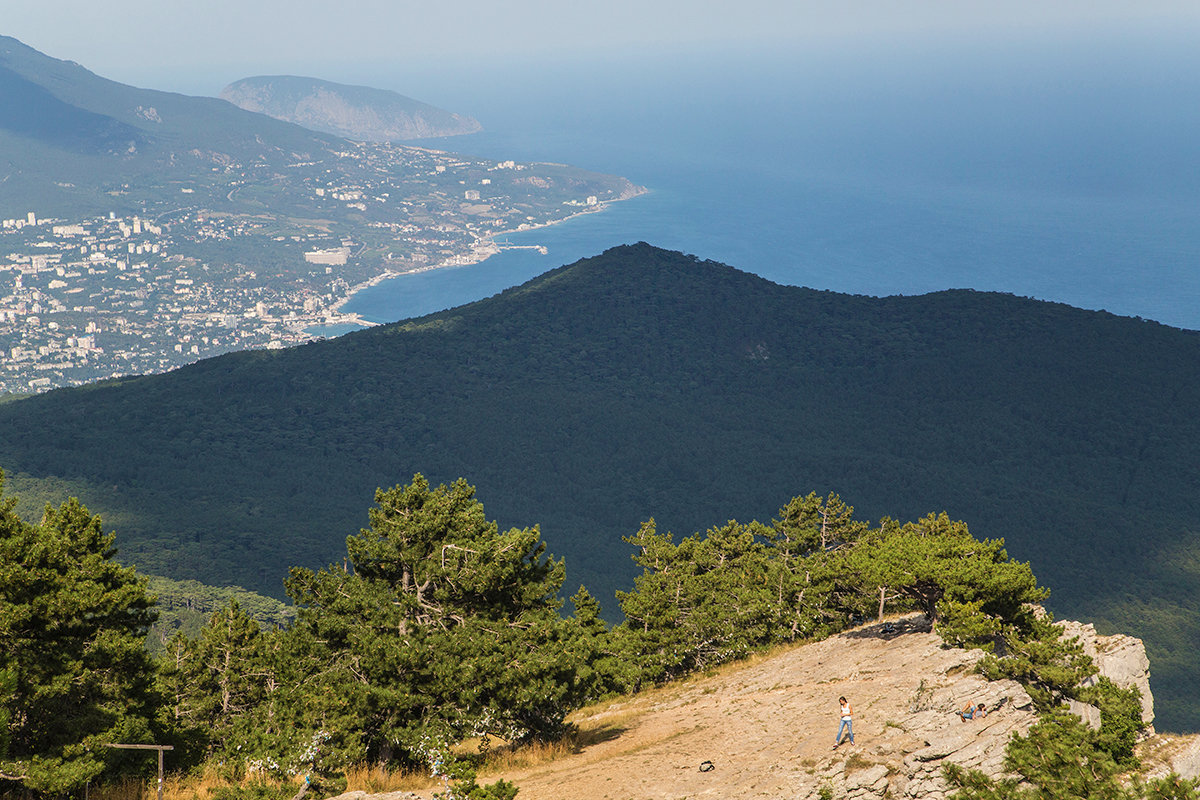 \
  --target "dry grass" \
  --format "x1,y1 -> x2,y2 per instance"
84,763 -> 306,800
344,763 -> 437,794
471,711 -> 637,776
843,752 -> 874,774
480,729 -> 613,773
85,778 -> 146,800
79,762 -> 435,800
72,713 -> 636,800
